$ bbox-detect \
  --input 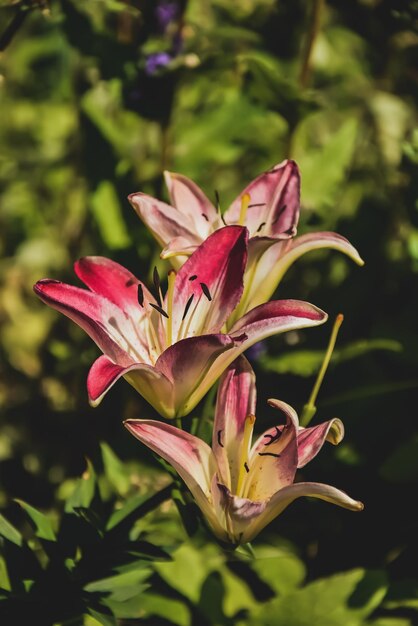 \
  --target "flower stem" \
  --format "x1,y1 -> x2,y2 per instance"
301,313 -> 343,427
299,0 -> 325,88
